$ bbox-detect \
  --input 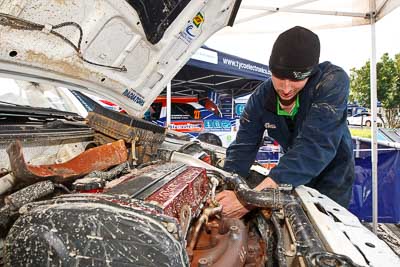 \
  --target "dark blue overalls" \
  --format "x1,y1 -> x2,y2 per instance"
224,62 -> 355,207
